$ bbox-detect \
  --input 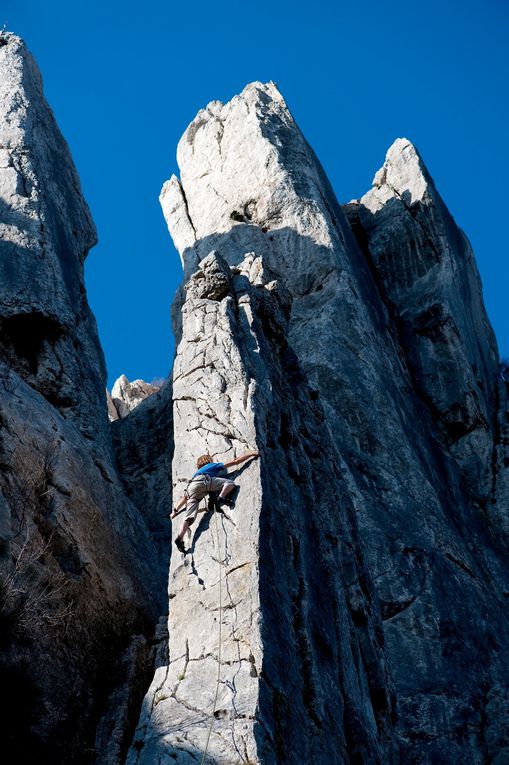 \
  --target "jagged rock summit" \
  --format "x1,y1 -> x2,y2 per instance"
107,374 -> 161,421
364,137 -> 431,204
0,31 -> 108,443
130,81 -> 509,765
345,136 -> 499,500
